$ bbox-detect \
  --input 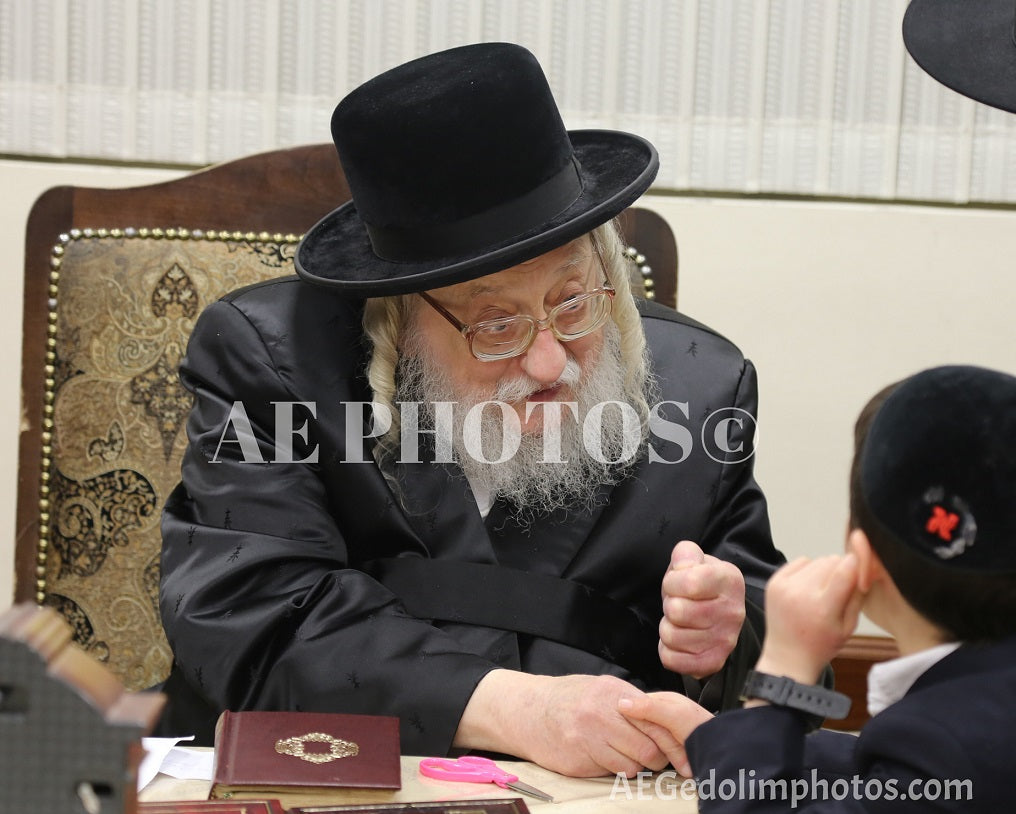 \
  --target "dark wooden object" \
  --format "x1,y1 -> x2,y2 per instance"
827,634 -> 900,731
0,603 -> 164,813
617,207 -> 678,309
